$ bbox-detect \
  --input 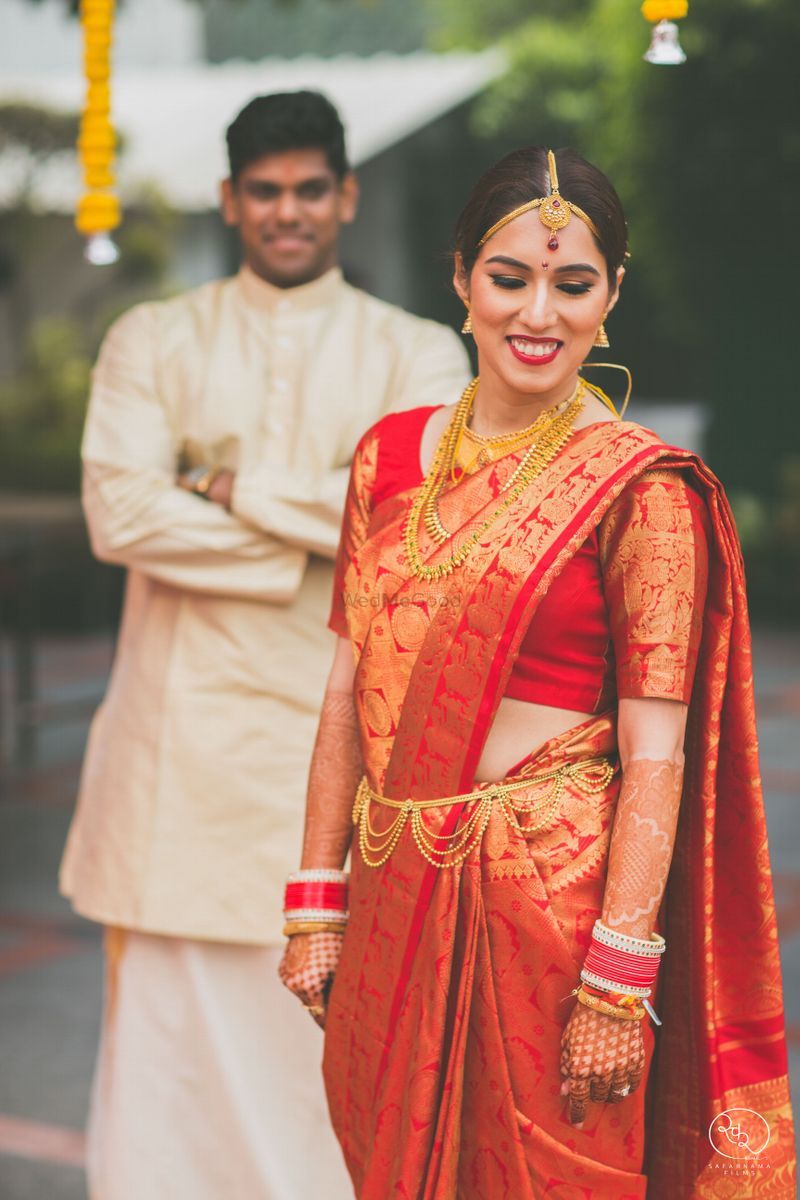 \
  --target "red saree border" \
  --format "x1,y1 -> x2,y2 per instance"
715,1015 -> 788,1090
